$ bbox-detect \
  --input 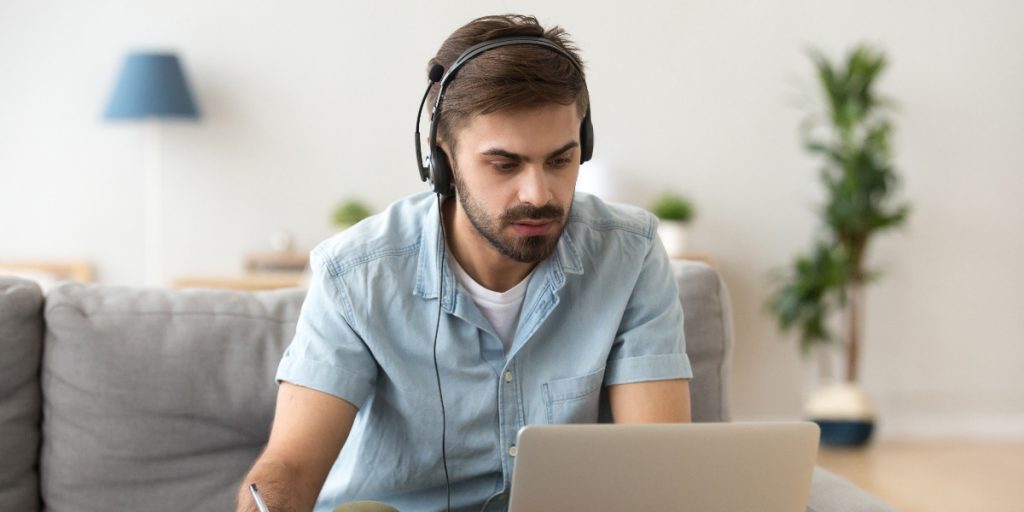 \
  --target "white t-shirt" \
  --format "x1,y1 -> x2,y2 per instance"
450,257 -> 534,353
